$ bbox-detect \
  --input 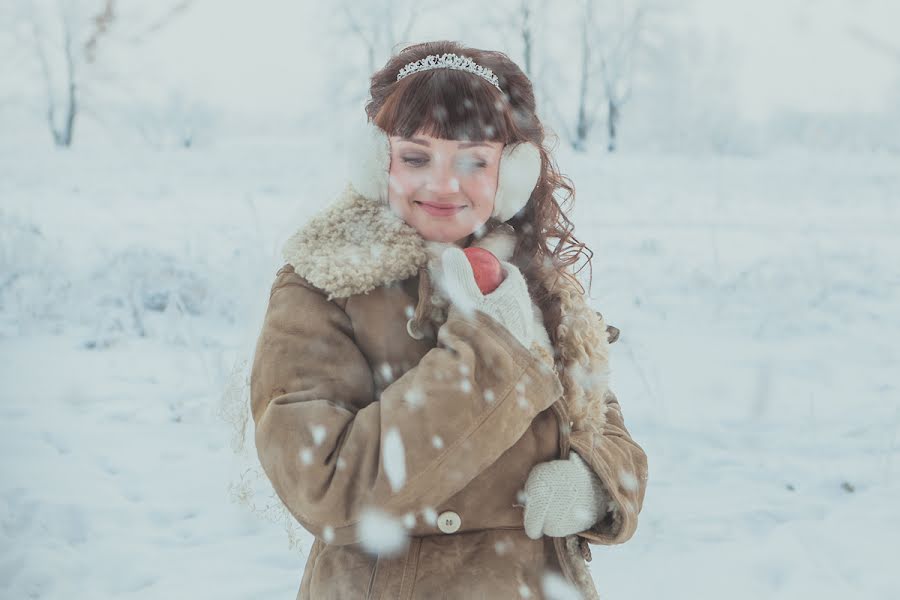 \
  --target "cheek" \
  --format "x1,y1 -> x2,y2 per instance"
388,168 -> 418,216
468,167 -> 499,211
389,166 -> 426,197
